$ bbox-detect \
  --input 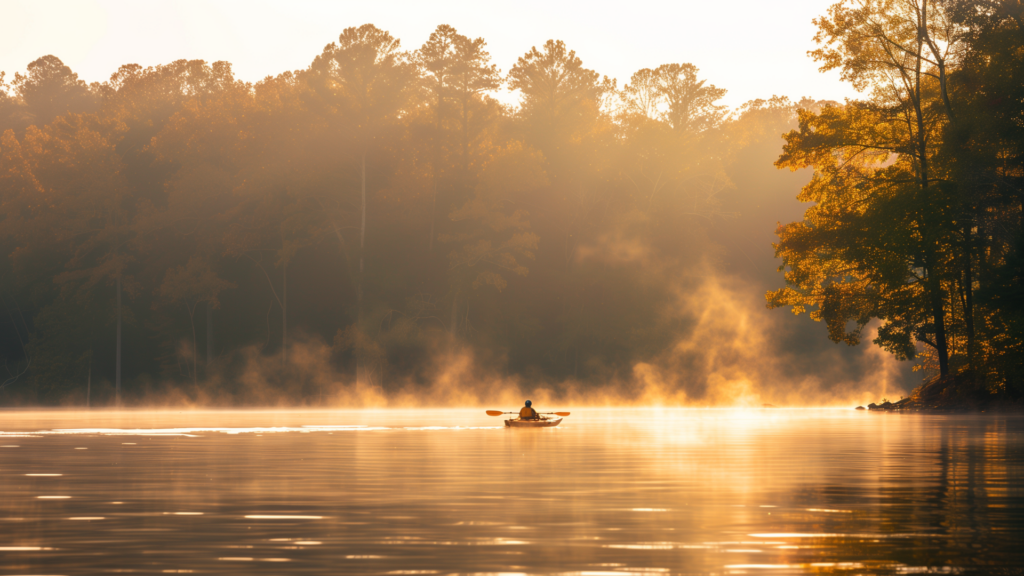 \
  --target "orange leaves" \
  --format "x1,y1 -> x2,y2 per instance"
1,115 -> 128,253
